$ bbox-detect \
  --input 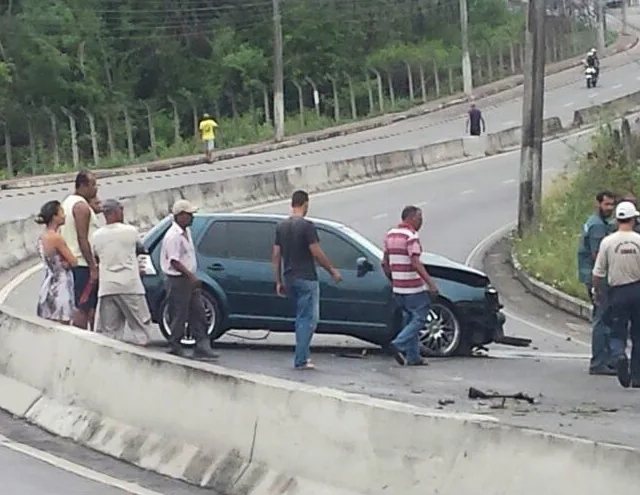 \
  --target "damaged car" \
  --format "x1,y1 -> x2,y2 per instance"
140,213 -> 531,356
